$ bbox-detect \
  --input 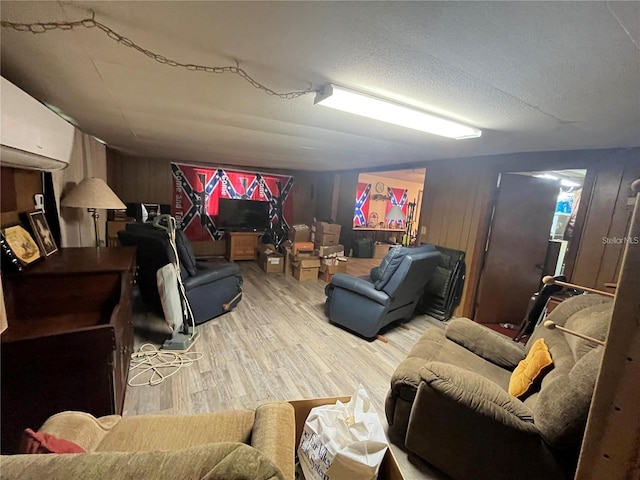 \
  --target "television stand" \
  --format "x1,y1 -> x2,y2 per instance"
226,231 -> 261,262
